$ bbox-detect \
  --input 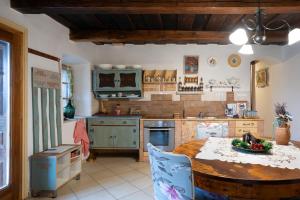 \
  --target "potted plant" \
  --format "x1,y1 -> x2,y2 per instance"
274,103 -> 293,145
